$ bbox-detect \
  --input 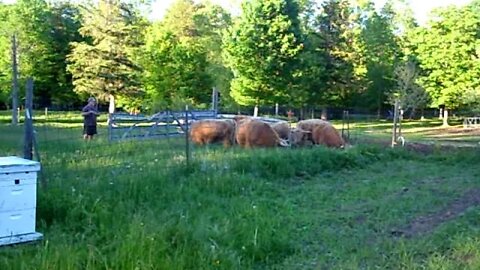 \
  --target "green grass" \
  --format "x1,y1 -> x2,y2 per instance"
0,112 -> 479,269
